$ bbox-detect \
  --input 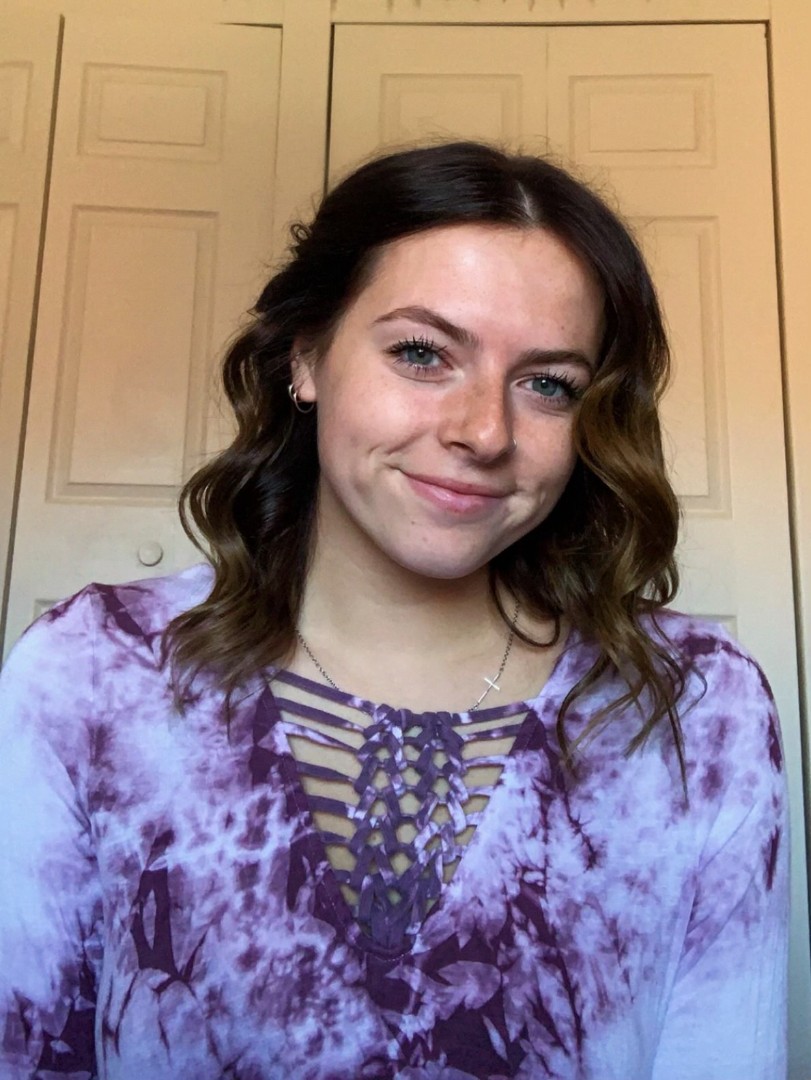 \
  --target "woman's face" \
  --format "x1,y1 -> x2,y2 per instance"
294,223 -> 605,582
